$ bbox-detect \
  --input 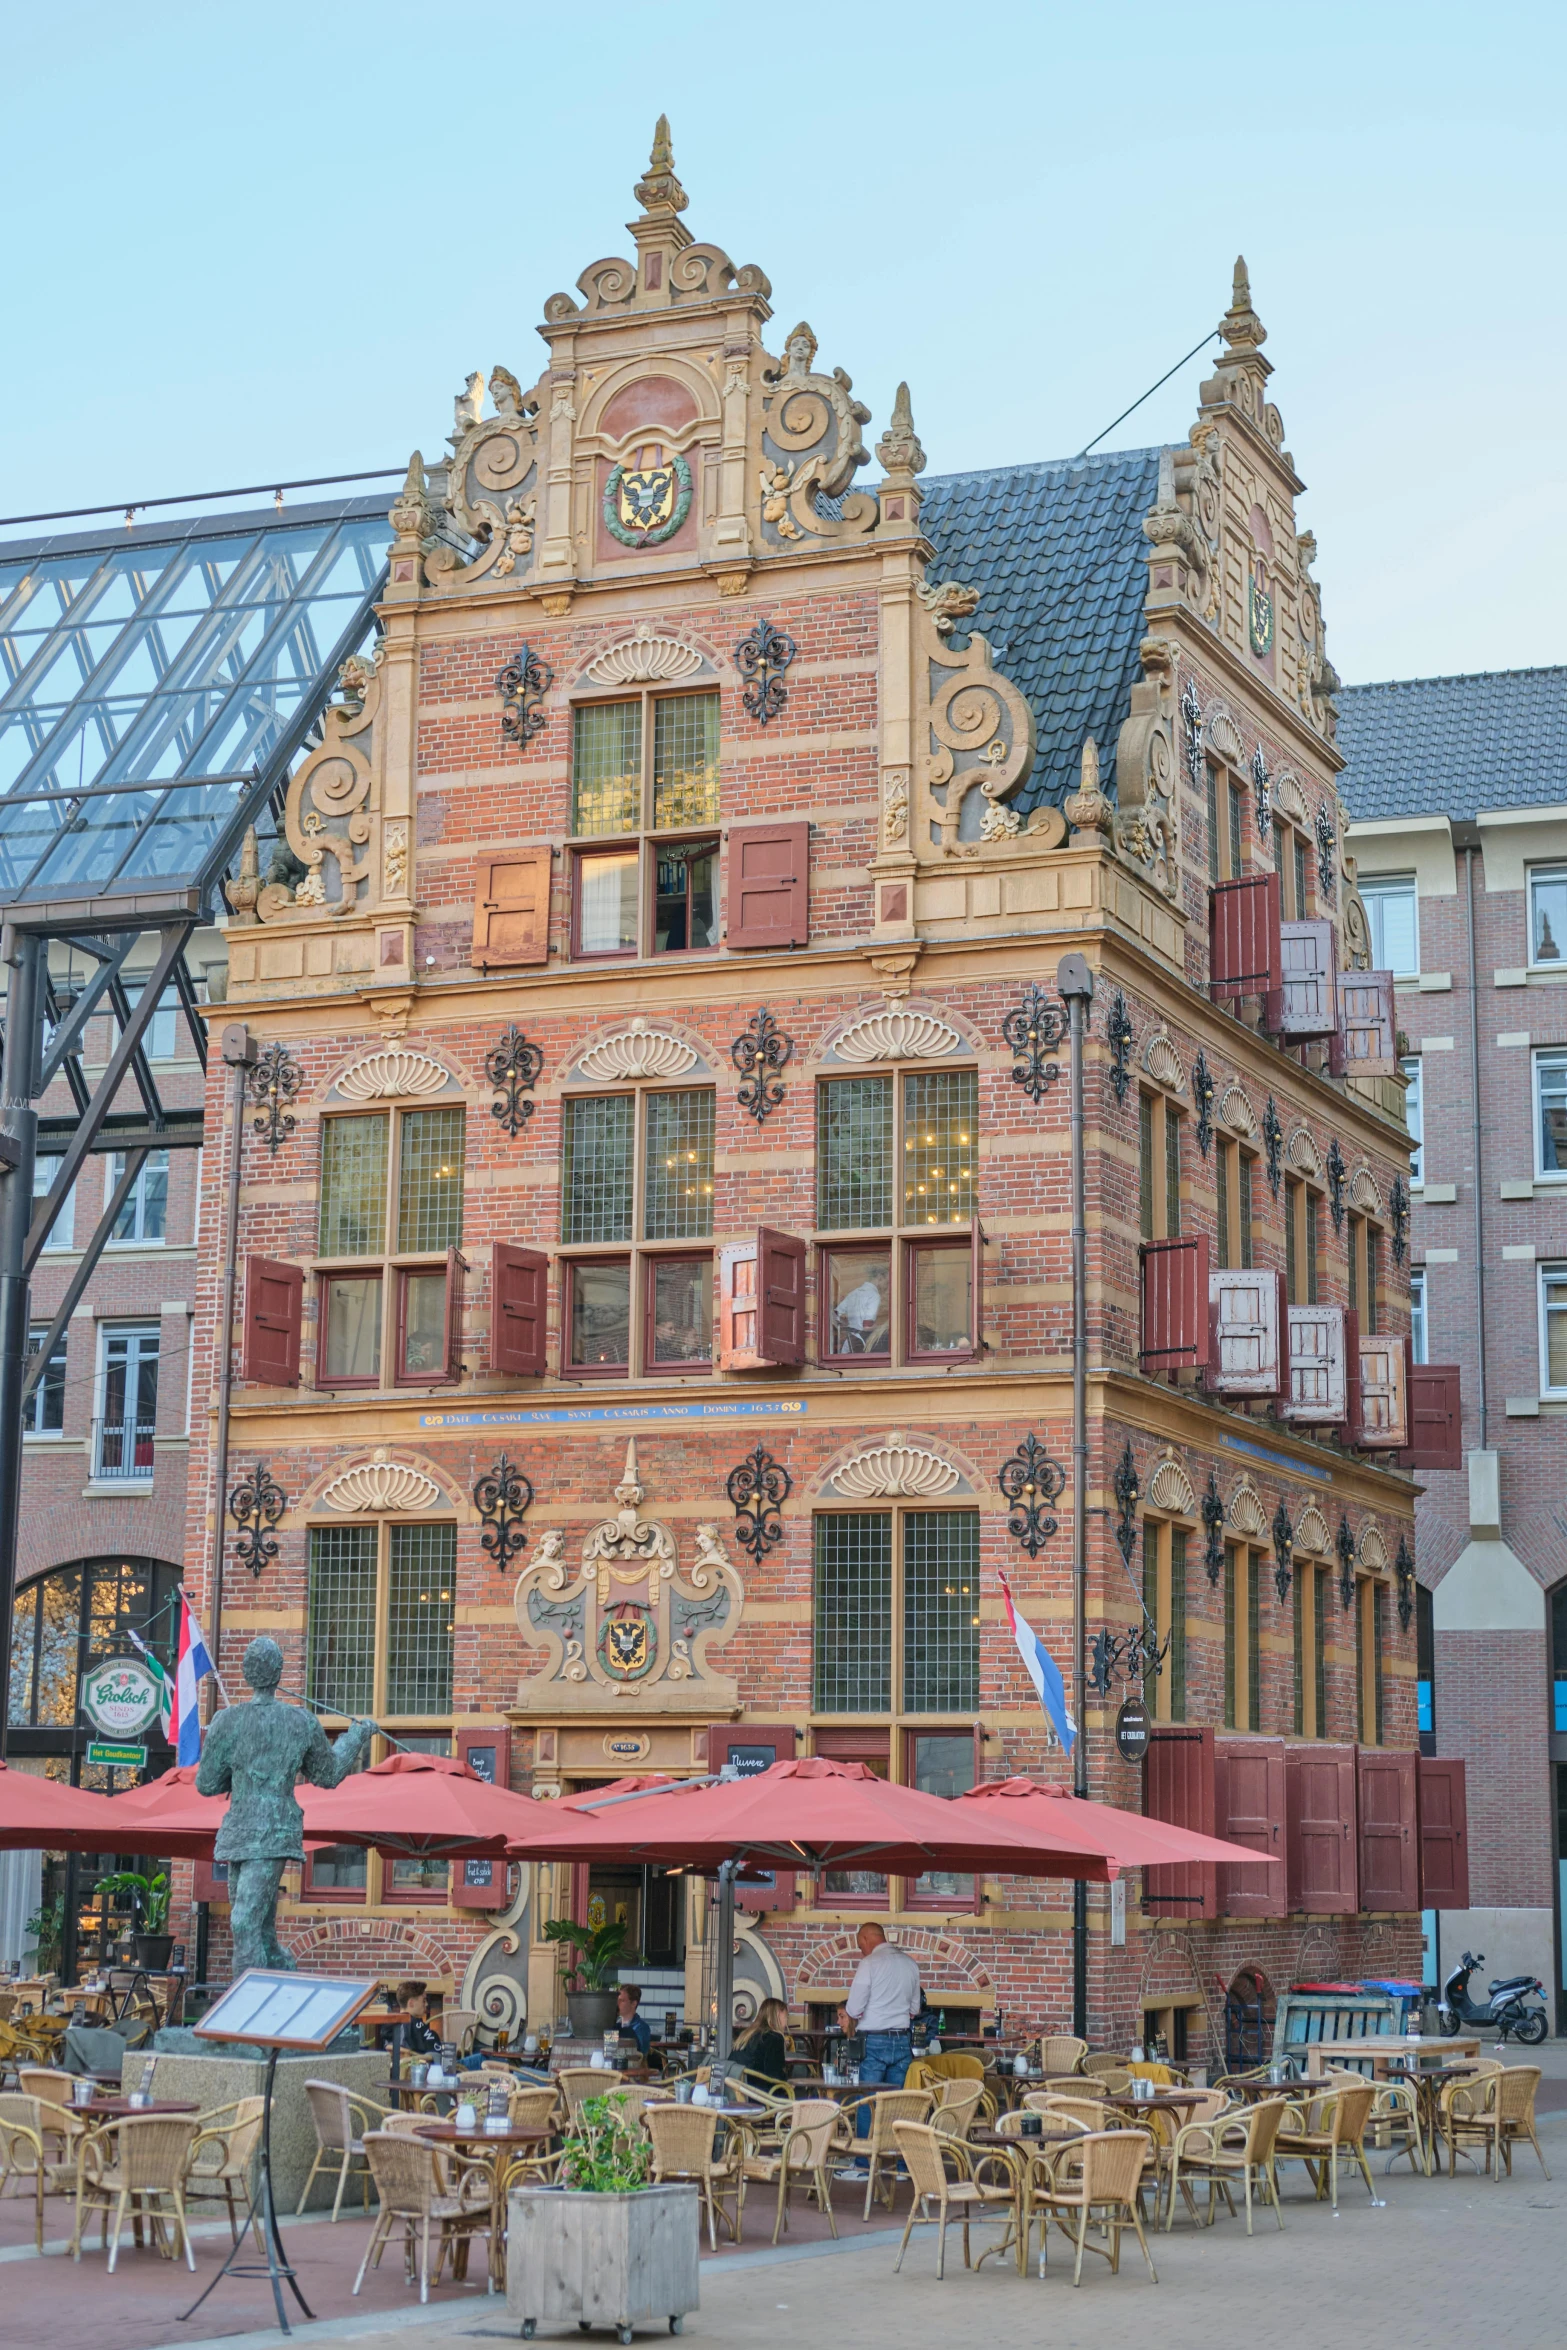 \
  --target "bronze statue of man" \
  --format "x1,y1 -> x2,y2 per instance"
196,1636 -> 375,1974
